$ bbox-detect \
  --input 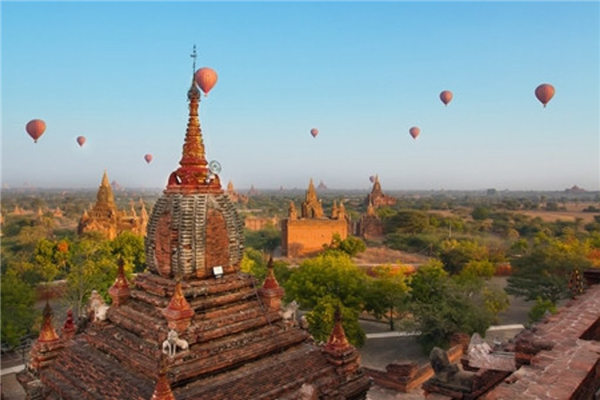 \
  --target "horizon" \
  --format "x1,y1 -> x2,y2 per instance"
2,2 -> 599,191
